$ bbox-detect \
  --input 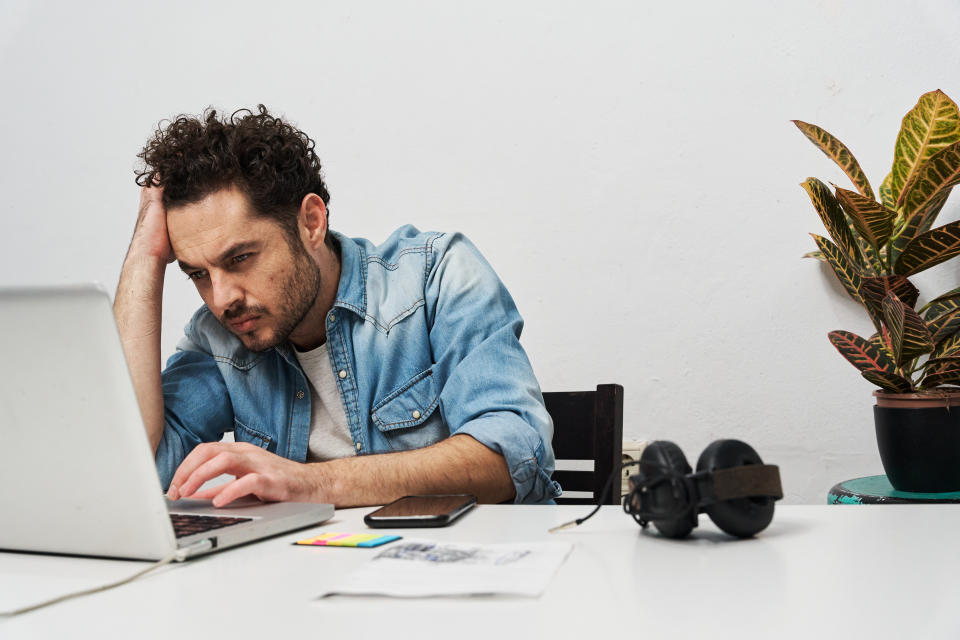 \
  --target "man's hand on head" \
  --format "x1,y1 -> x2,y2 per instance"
127,186 -> 175,264
166,442 -> 320,507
